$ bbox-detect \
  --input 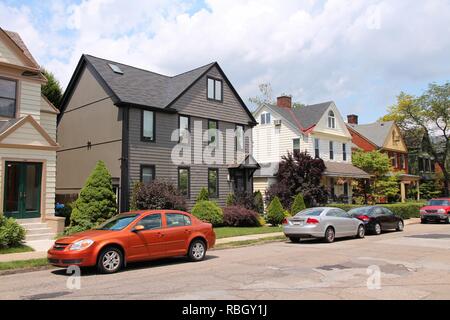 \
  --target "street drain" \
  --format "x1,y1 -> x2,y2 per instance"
406,234 -> 450,239
22,291 -> 71,300
317,264 -> 352,271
